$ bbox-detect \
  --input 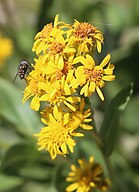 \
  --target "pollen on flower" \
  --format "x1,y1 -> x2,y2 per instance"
36,23 -> 53,39
55,70 -> 63,80
84,68 -> 103,81
50,41 -> 64,55
55,62 -> 71,80
71,20 -> 104,53
74,22 -> 96,39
